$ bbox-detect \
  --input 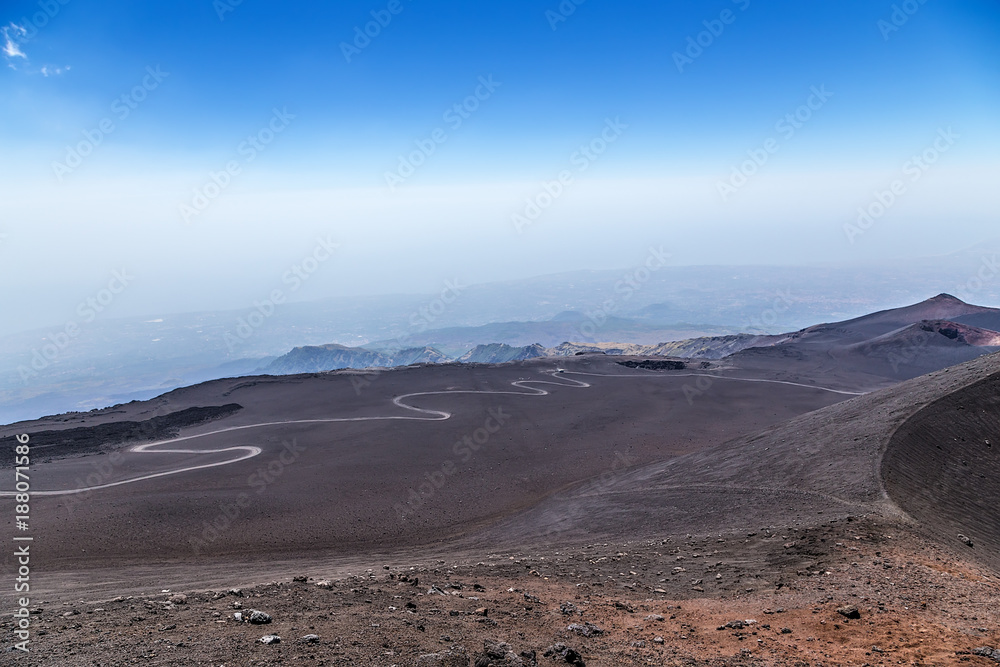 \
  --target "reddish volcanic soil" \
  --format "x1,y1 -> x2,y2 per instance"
7,515 -> 1000,666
